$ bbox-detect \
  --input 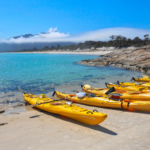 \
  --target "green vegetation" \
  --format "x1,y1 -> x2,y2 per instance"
18,34 -> 150,52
